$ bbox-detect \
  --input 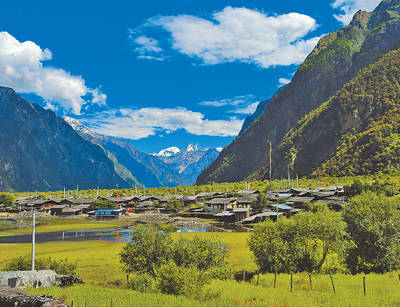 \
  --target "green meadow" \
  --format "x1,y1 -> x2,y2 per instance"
1,232 -> 399,306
